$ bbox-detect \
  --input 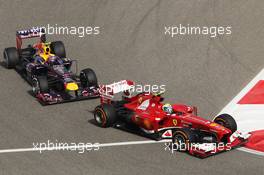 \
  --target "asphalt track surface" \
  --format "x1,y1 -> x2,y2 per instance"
0,0 -> 264,175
